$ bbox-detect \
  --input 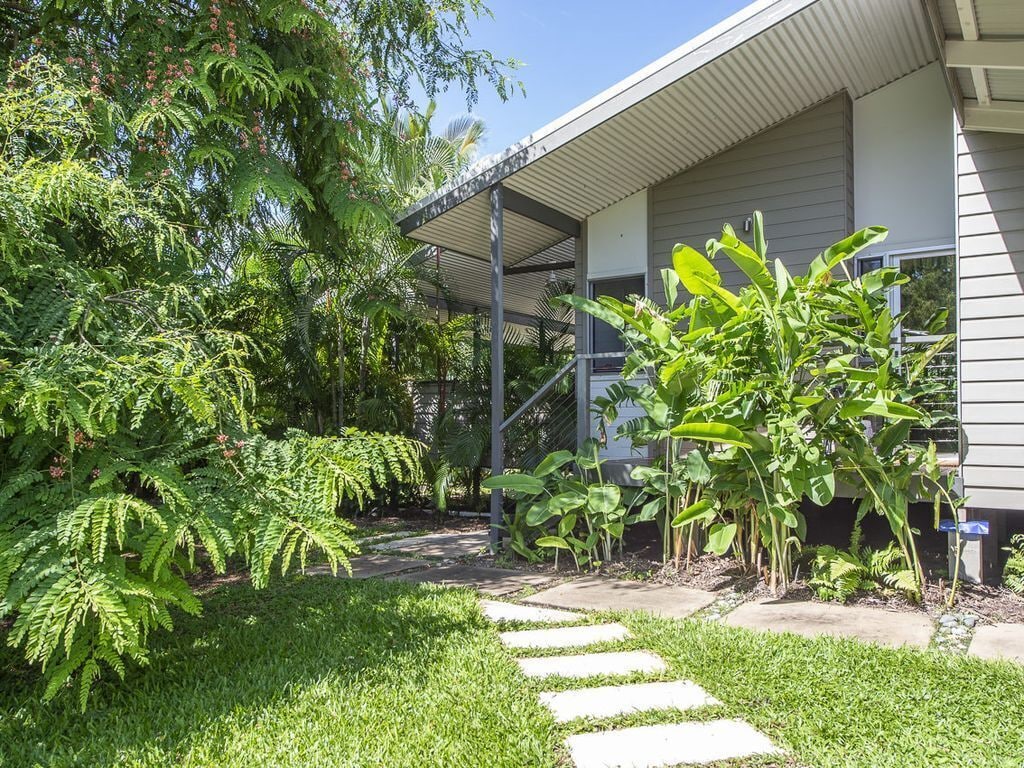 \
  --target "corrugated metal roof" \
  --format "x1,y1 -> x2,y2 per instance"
398,0 -> 937,261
